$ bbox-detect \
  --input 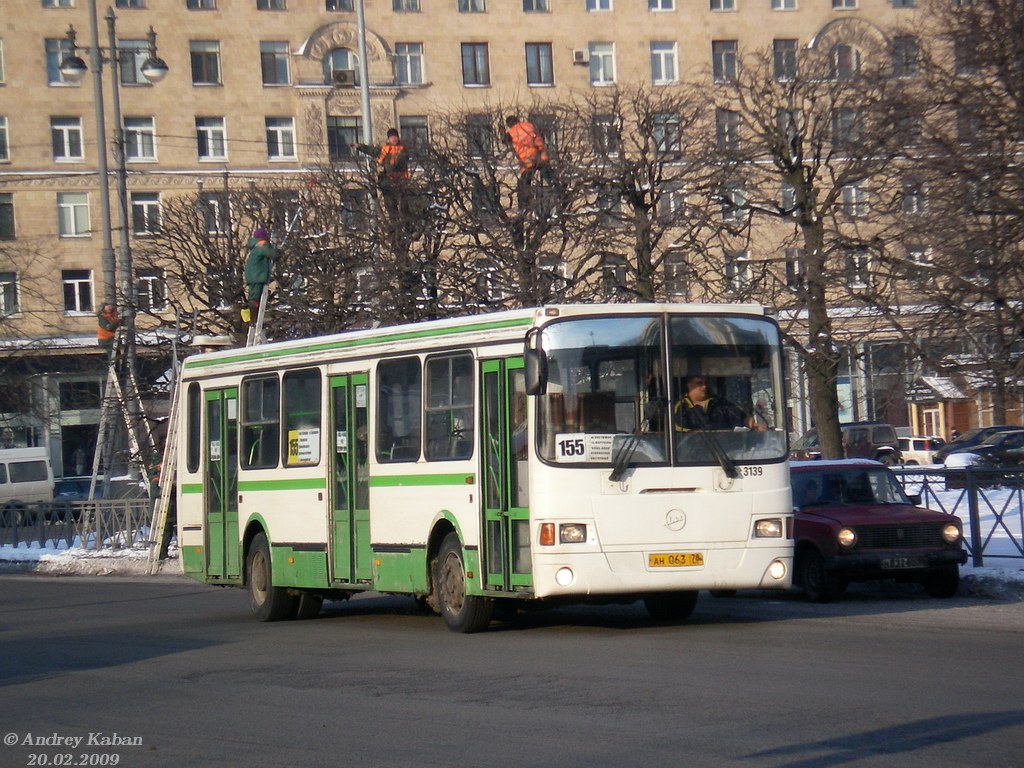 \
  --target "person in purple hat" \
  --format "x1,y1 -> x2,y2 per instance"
244,227 -> 276,322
